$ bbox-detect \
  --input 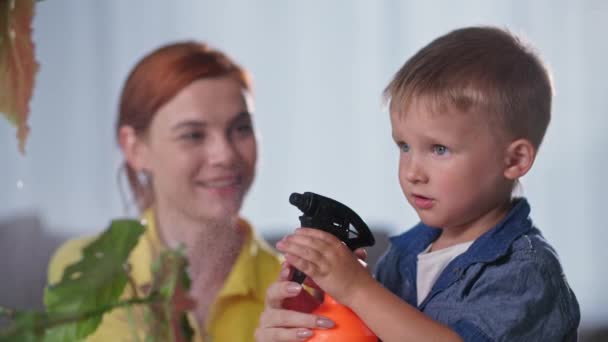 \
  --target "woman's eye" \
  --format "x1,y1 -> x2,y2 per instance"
433,145 -> 448,155
235,123 -> 253,134
398,142 -> 410,153
181,131 -> 204,141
